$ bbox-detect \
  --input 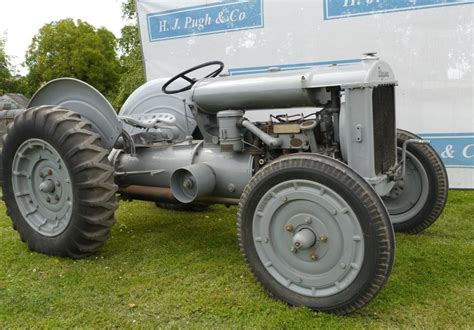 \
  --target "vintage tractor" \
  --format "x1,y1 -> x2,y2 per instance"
1,54 -> 448,314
